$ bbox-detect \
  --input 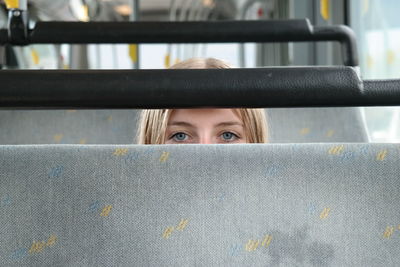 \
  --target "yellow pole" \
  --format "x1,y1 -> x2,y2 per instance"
320,0 -> 330,21
164,54 -> 171,68
4,0 -> 19,9
129,44 -> 138,64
